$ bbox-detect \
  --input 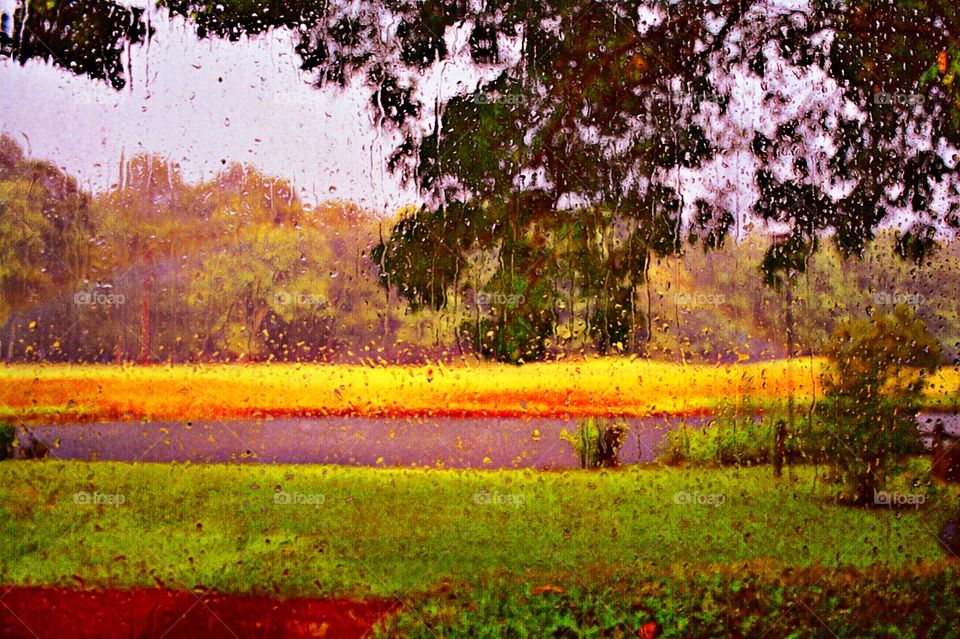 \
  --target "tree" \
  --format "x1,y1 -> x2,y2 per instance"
6,0 -> 960,361
95,155 -> 195,362
1,0 -> 151,89
306,0 -> 956,360
0,177 -> 52,358
821,306 -> 943,504
189,224 -> 332,360
0,135 -> 94,360
185,166 -> 334,361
